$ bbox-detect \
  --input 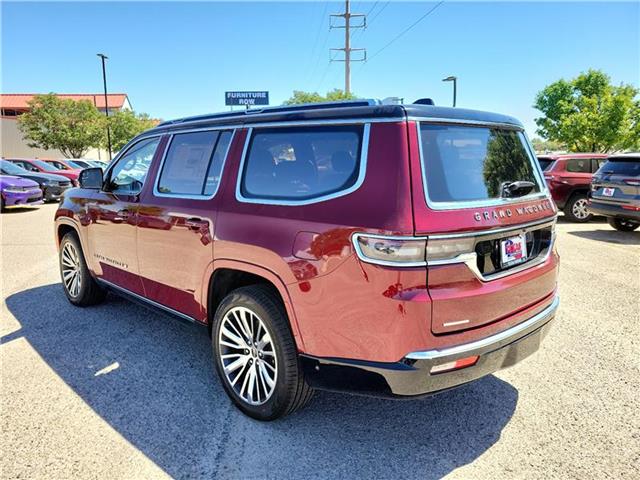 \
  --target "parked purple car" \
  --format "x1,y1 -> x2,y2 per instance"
0,175 -> 43,211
